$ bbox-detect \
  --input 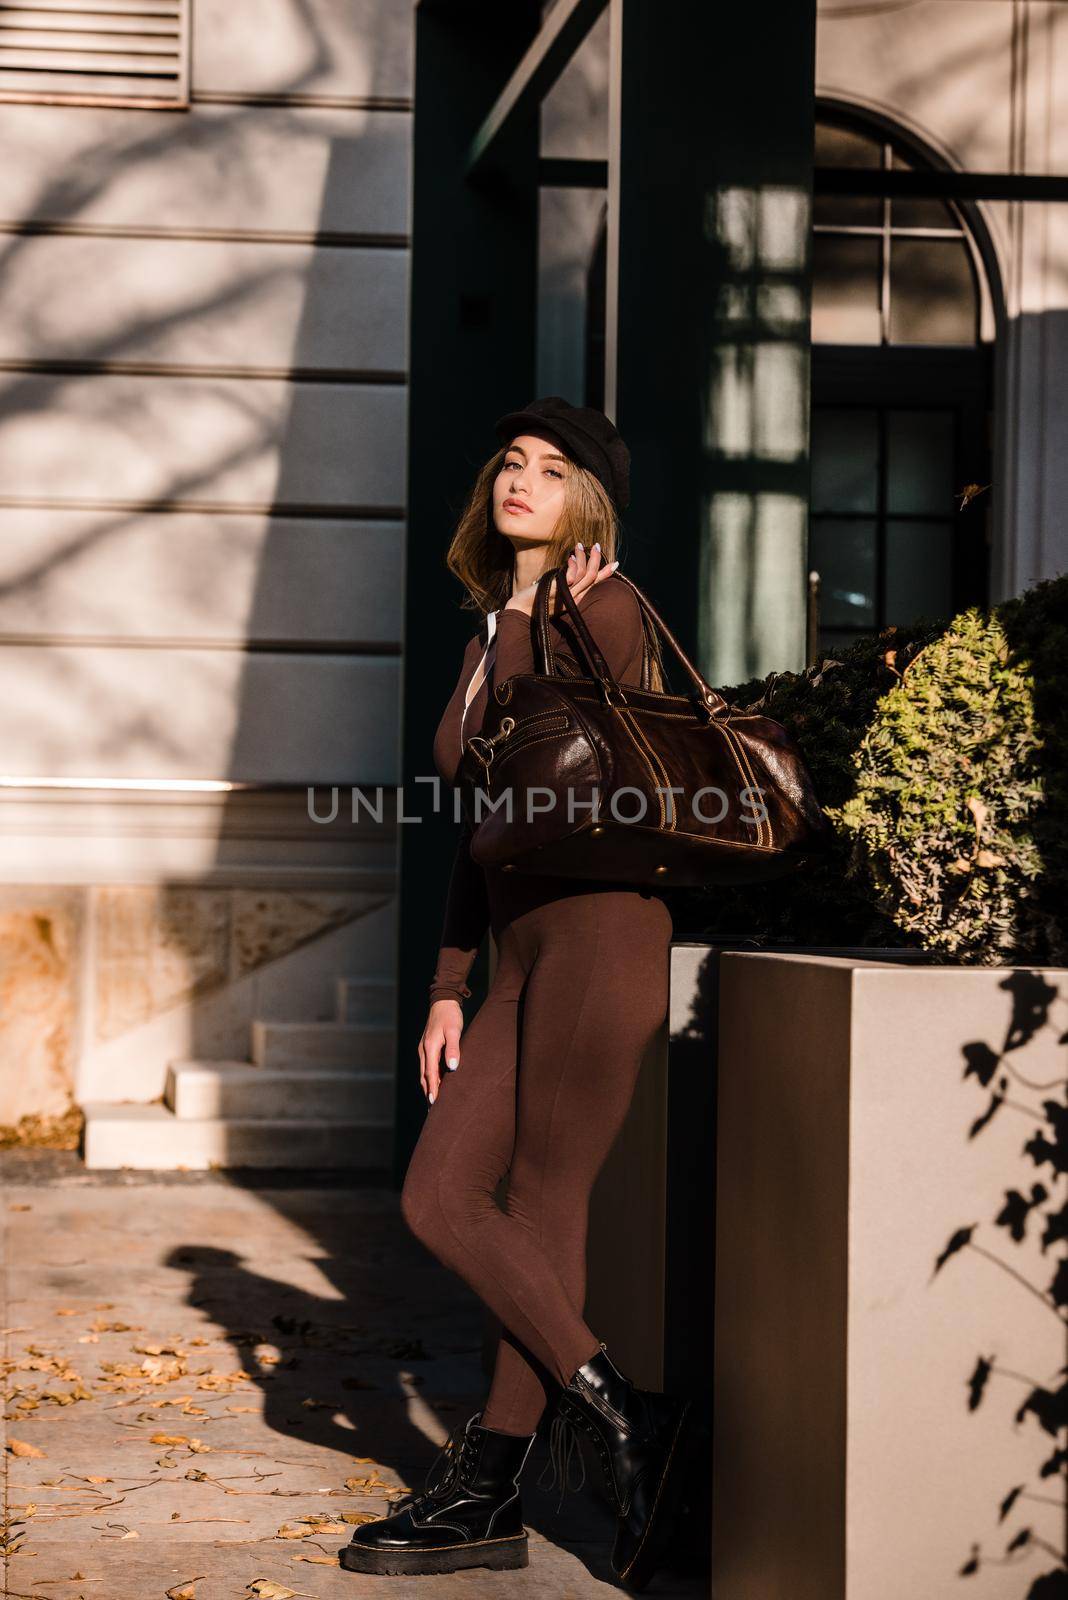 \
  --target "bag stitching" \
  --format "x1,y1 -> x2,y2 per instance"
719,721 -> 770,849
617,705 -> 675,829
488,726 -> 575,780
